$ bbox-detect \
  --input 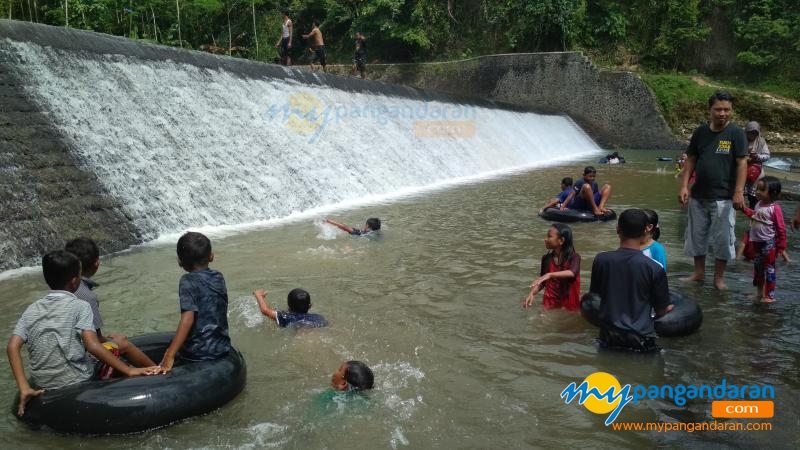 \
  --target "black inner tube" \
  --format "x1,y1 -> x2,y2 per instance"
539,208 -> 617,223
580,292 -> 703,338
13,332 -> 246,435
